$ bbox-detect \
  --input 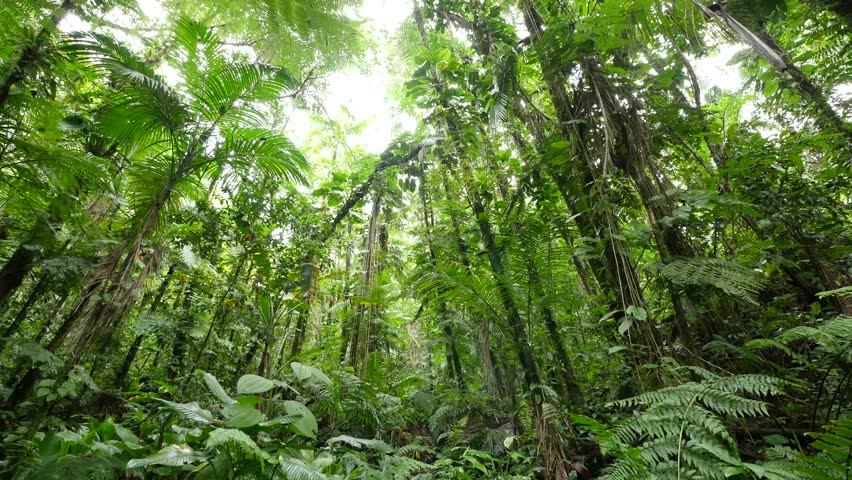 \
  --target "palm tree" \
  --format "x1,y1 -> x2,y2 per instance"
7,18 -> 308,406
